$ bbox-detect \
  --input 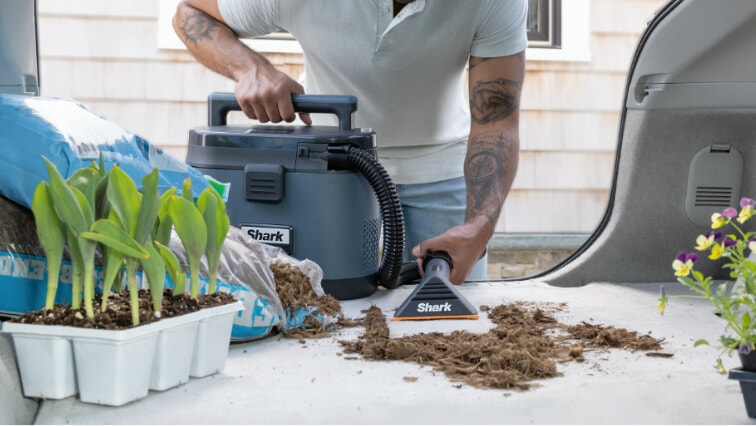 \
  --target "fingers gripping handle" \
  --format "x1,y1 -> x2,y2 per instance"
207,92 -> 358,130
